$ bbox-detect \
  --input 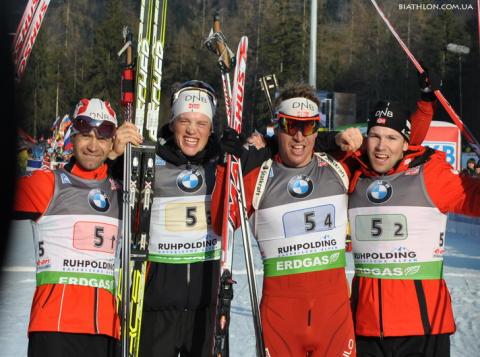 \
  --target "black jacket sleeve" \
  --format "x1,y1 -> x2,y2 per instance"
315,131 -> 340,152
